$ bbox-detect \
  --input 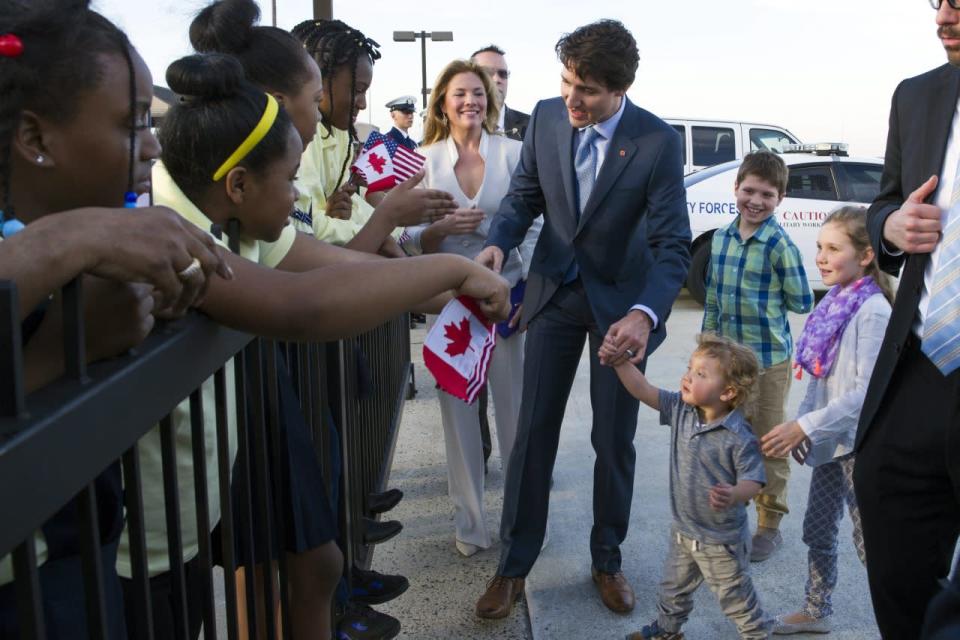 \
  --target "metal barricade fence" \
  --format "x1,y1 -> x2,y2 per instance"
0,278 -> 411,640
